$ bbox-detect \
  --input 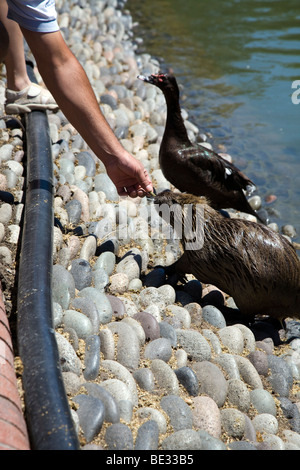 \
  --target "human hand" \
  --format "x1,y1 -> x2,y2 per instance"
105,152 -> 153,198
